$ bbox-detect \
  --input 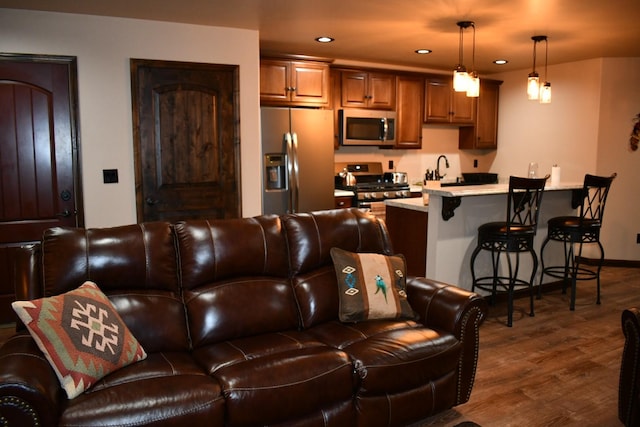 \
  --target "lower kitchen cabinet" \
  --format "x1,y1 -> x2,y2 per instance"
385,205 -> 428,277
334,196 -> 353,209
